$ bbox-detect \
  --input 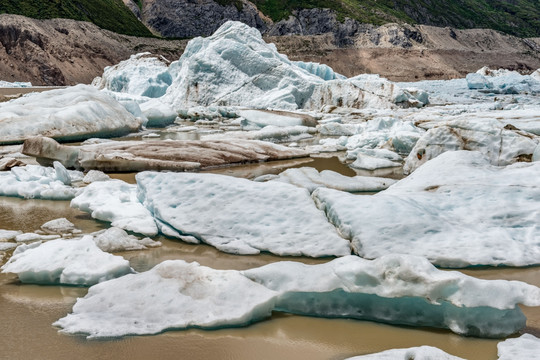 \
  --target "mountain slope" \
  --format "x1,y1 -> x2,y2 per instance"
250,0 -> 540,37
0,0 -> 152,37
